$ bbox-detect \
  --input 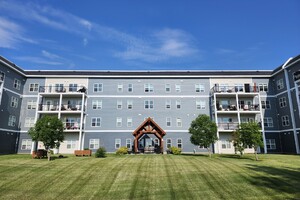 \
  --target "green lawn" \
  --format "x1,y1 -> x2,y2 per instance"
0,154 -> 299,200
